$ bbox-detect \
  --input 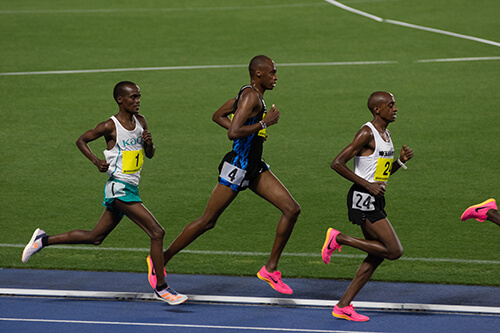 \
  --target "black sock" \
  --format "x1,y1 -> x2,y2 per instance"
41,236 -> 49,247
156,283 -> 168,291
